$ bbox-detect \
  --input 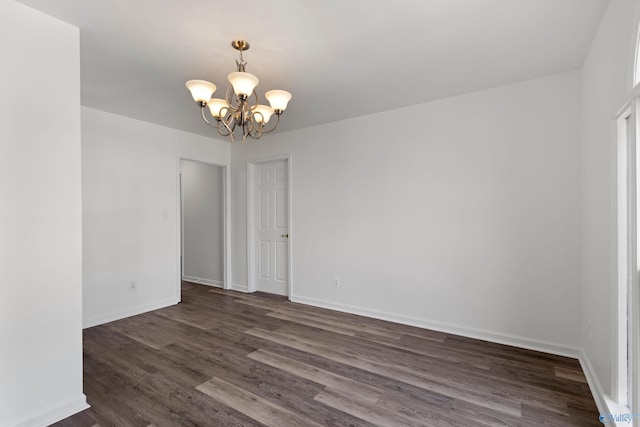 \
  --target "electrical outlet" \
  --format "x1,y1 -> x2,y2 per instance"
333,276 -> 340,287
129,280 -> 137,291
